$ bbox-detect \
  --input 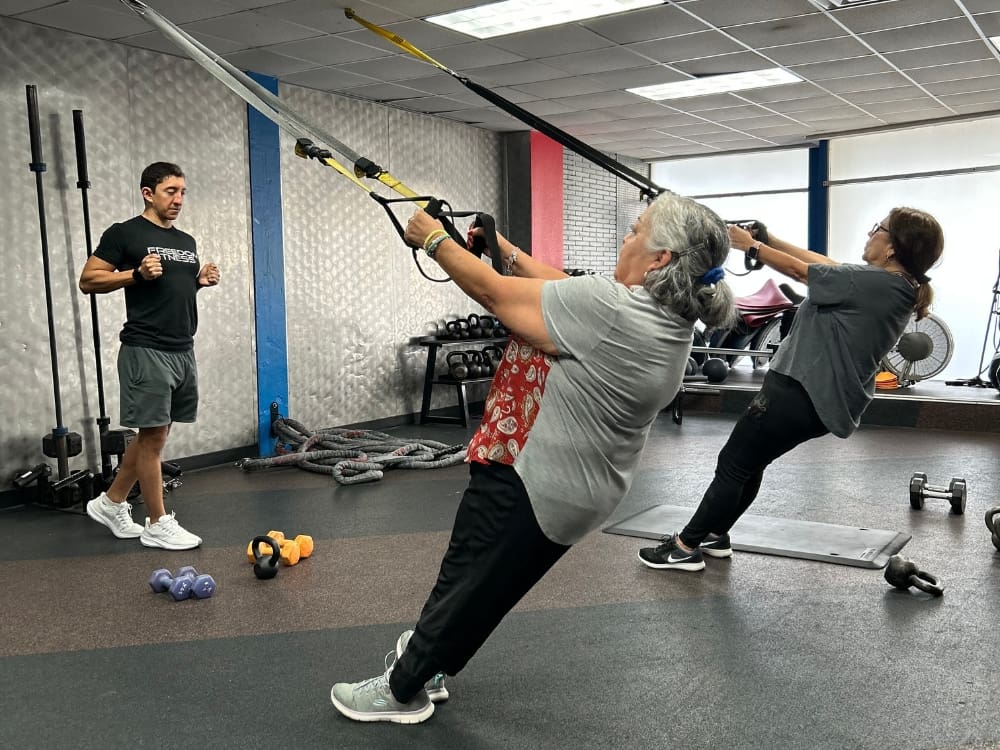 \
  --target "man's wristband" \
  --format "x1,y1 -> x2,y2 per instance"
132,267 -> 143,283
425,233 -> 449,259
